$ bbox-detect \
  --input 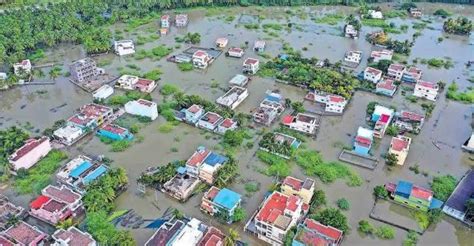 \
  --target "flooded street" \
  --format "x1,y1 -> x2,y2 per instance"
1,3 -> 473,245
